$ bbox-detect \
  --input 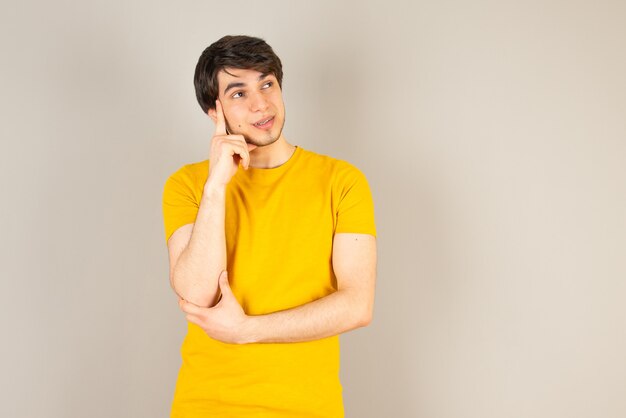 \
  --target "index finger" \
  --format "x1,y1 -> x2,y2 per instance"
214,99 -> 227,136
